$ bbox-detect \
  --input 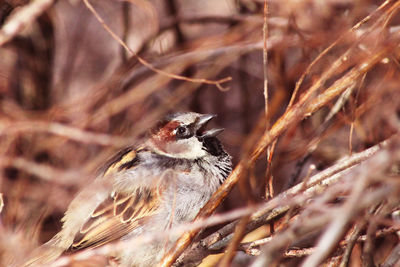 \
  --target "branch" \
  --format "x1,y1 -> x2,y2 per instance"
0,0 -> 55,46
172,135 -> 397,266
158,18 -> 400,265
